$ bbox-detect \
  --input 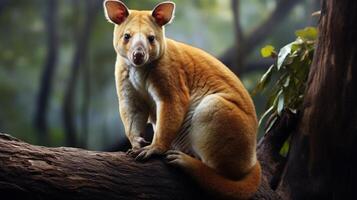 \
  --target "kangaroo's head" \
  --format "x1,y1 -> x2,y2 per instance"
104,0 -> 175,67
